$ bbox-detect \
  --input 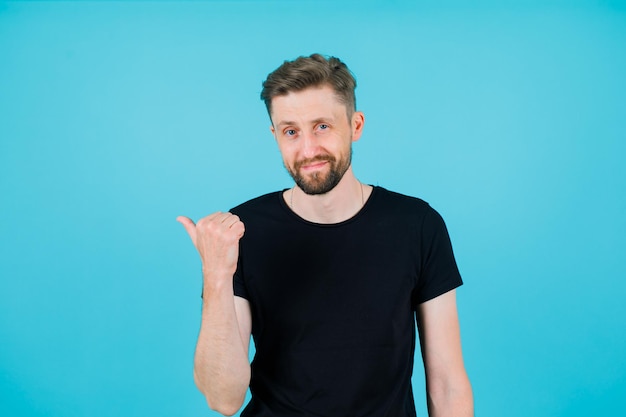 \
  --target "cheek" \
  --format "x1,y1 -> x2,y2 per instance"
278,147 -> 296,166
